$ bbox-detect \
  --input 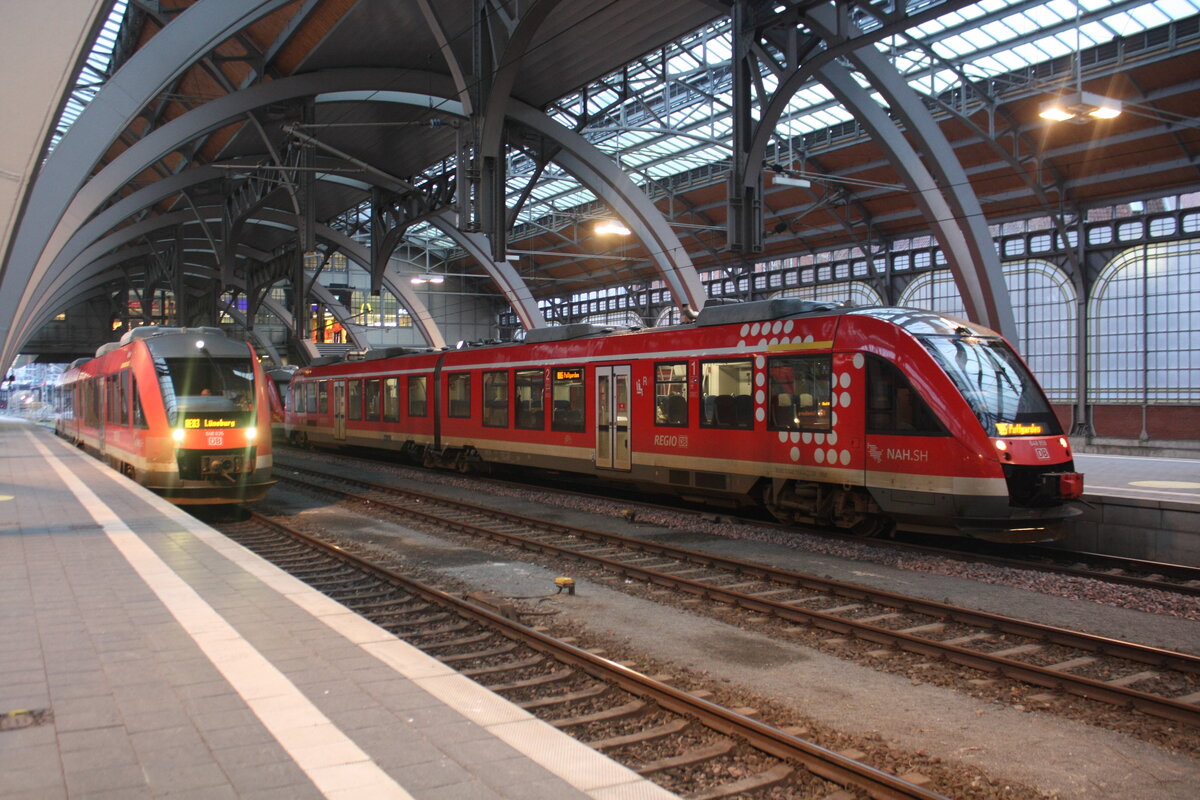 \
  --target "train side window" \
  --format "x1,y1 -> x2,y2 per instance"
305,382 -> 318,414
483,371 -> 508,427
551,368 -> 585,433
383,377 -> 400,422
866,354 -> 945,435
106,375 -> 118,425
364,378 -> 381,421
119,370 -> 131,426
699,359 -> 753,429
317,381 -> 329,414
767,355 -> 832,432
408,375 -> 428,416
132,375 -> 147,428
447,372 -> 471,418
514,369 -> 545,429
654,362 -> 688,427
348,380 -> 362,421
